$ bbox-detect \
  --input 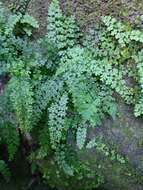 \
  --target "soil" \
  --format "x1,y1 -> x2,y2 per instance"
0,1 -> 143,190
3,0 -> 143,37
